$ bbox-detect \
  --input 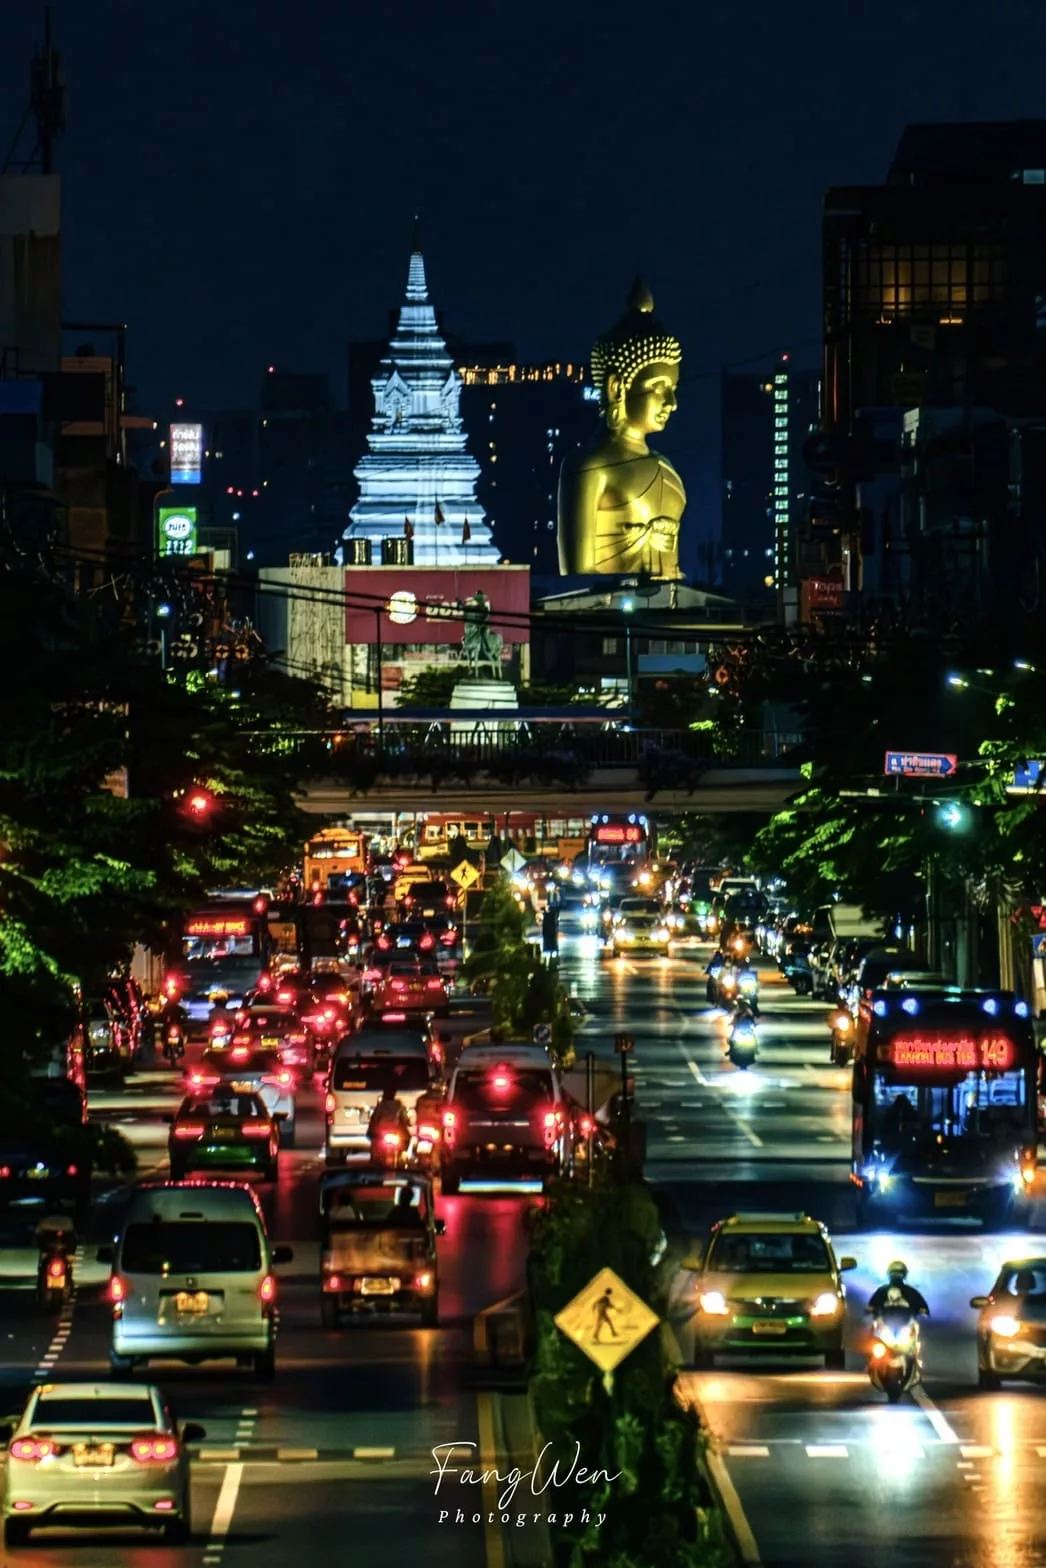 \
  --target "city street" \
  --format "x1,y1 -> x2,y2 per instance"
2,918 -> 1045,1567
558,916 -> 1046,1568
